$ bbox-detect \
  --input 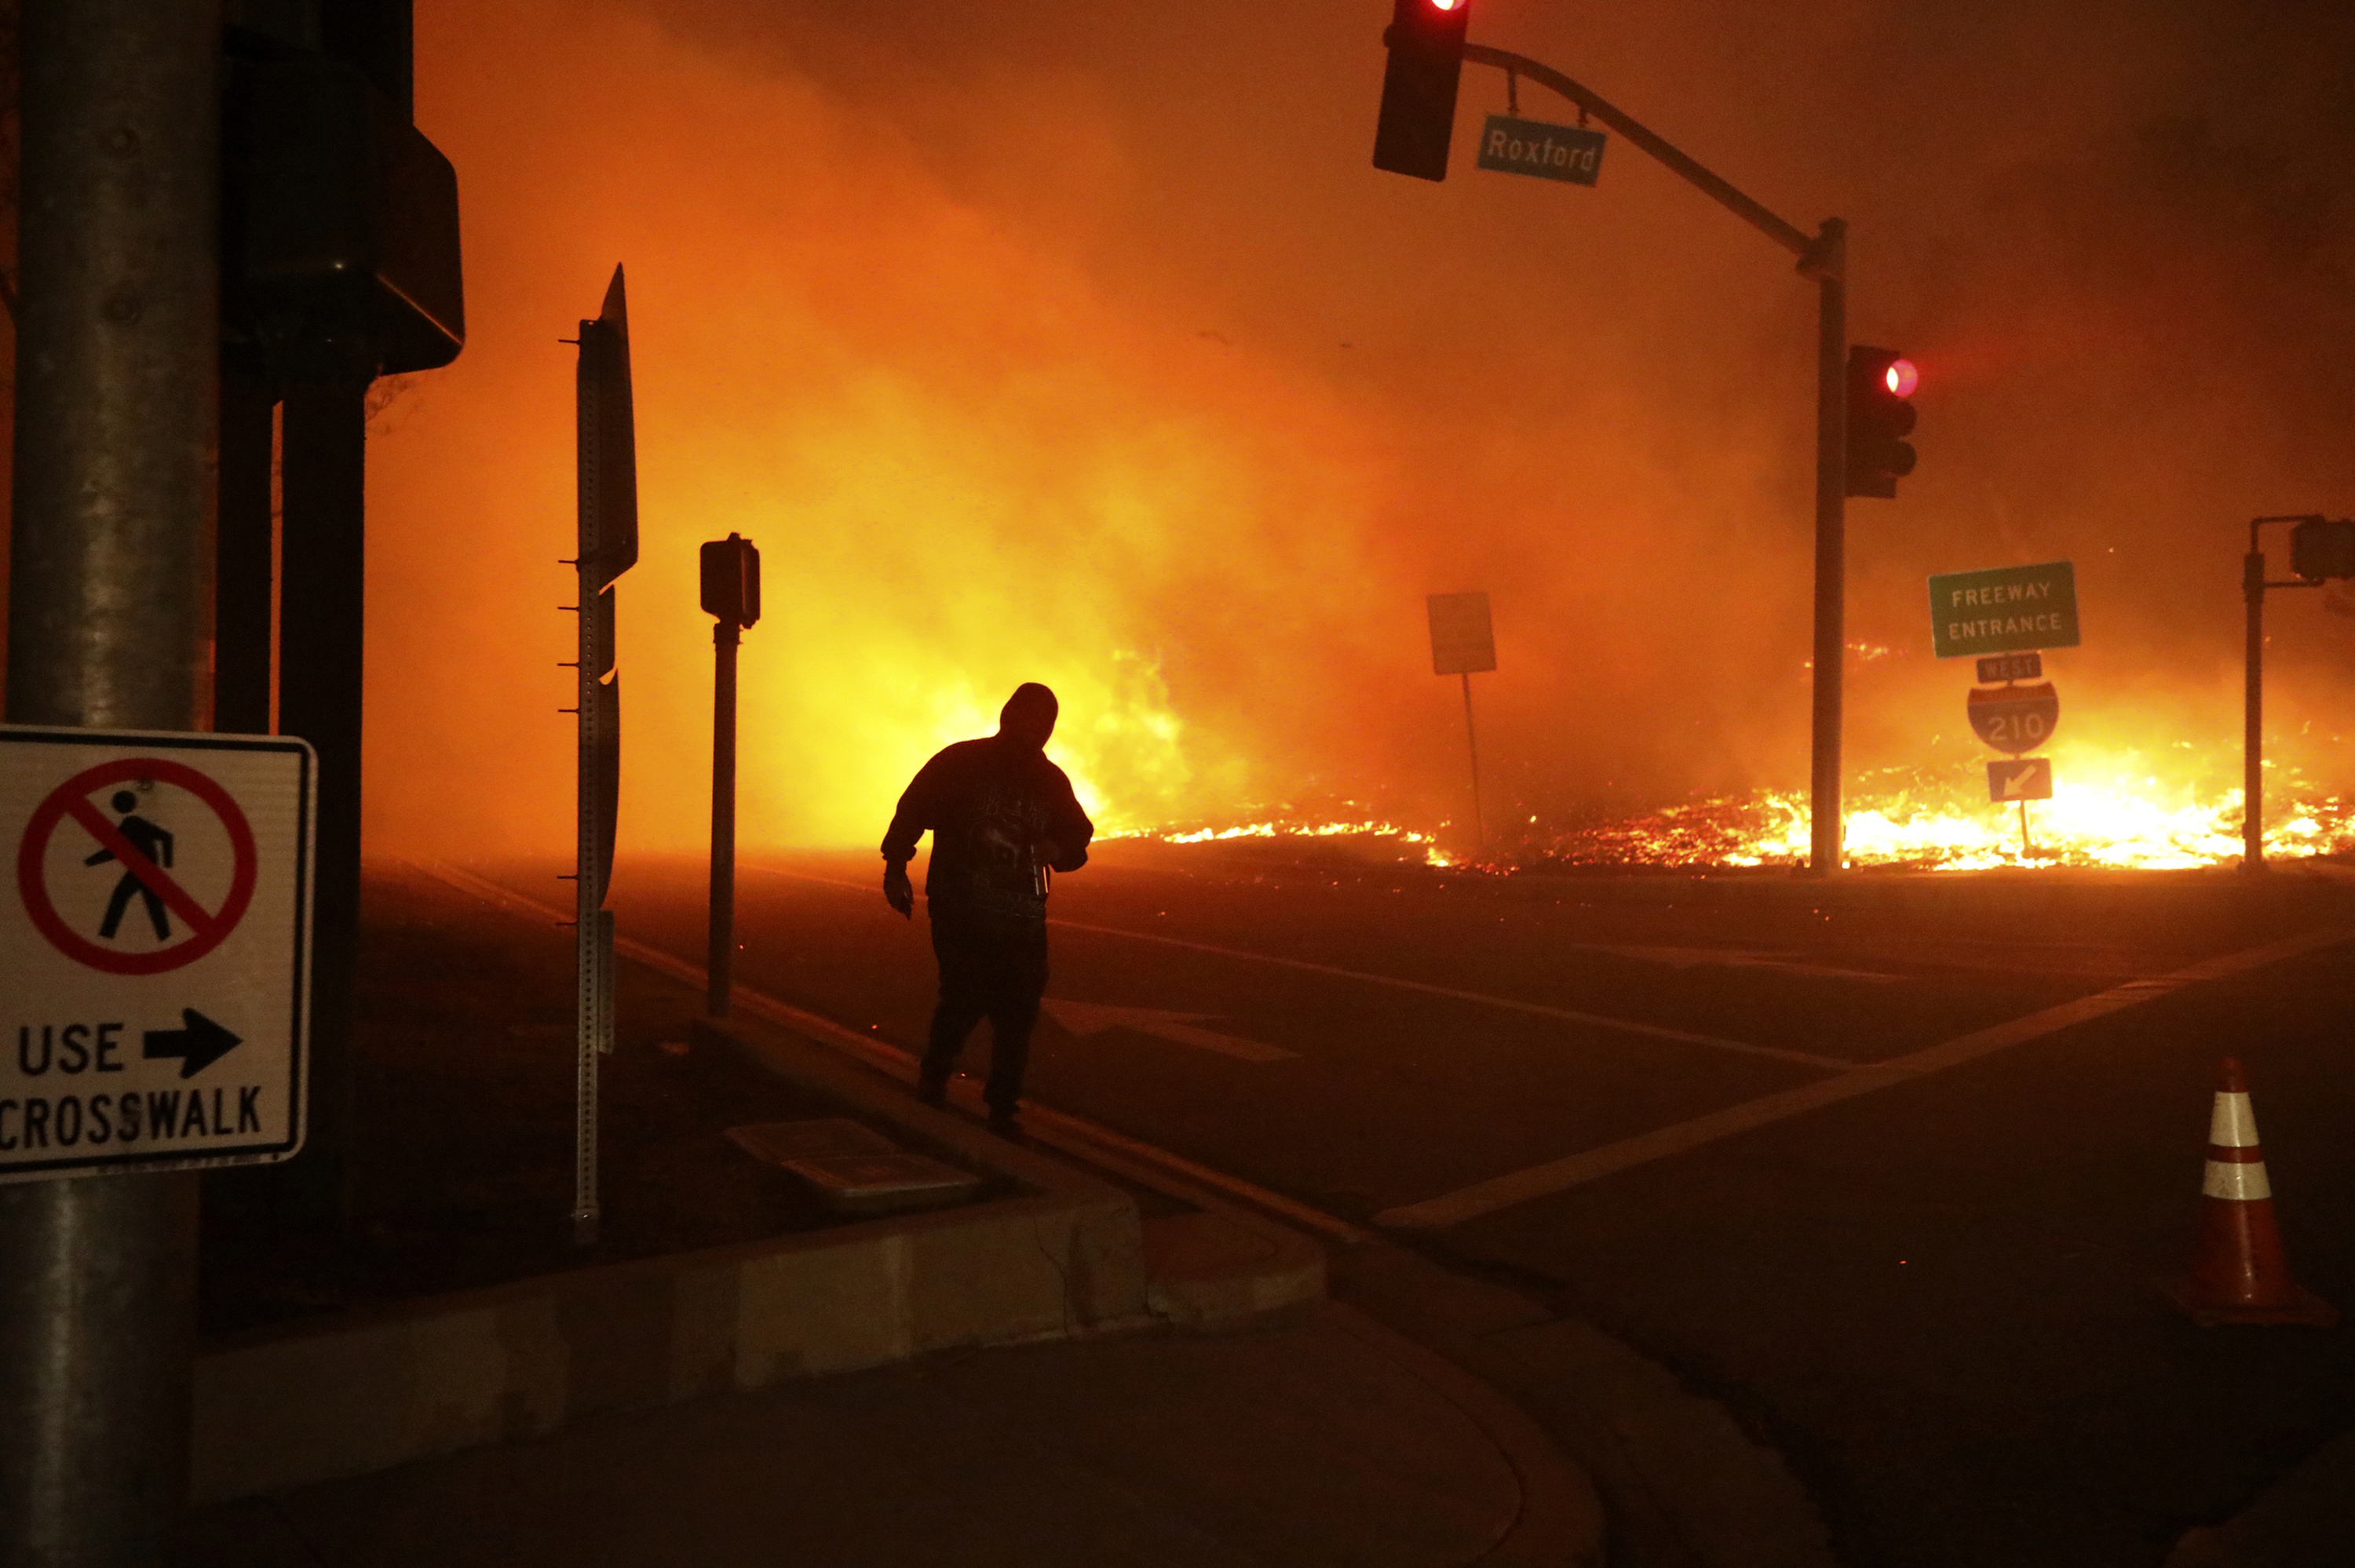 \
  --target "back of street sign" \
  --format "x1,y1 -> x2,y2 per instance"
1428,592 -> 1496,675
1,725 -> 314,1183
